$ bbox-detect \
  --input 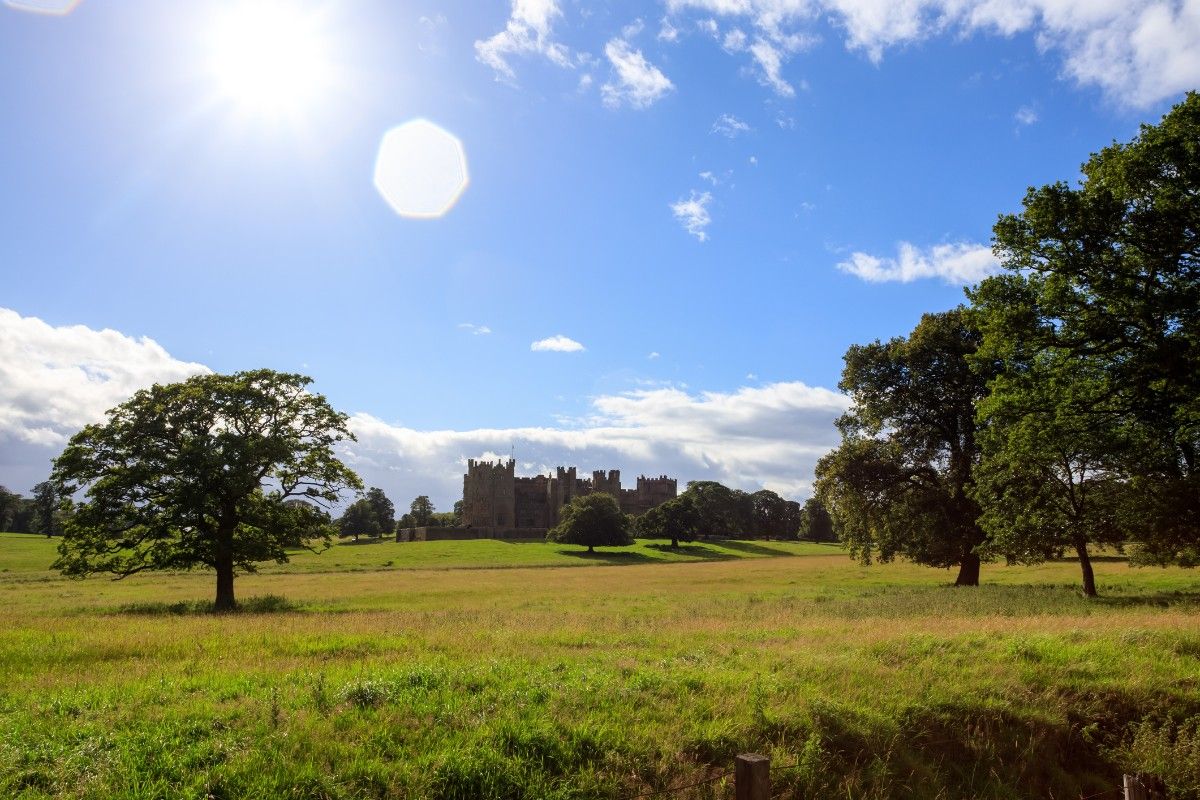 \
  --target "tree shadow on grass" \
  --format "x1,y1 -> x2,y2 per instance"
555,549 -> 658,565
716,540 -> 800,558
643,543 -> 738,560
113,594 -> 302,615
